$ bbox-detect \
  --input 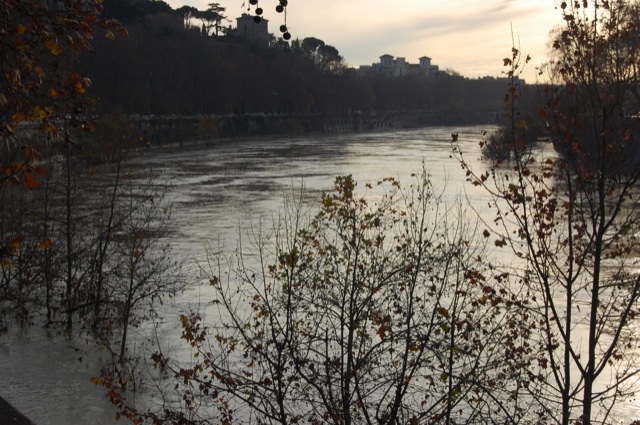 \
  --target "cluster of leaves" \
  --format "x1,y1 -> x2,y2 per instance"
119,172 -> 549,424
0,0 -> 125,139
176,3 -> 228,37
1,0 -> 125,269
481,42 -> 545,161
454,1 -> 640,423
547,0 -> 640,172
294,37 -> 344,74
